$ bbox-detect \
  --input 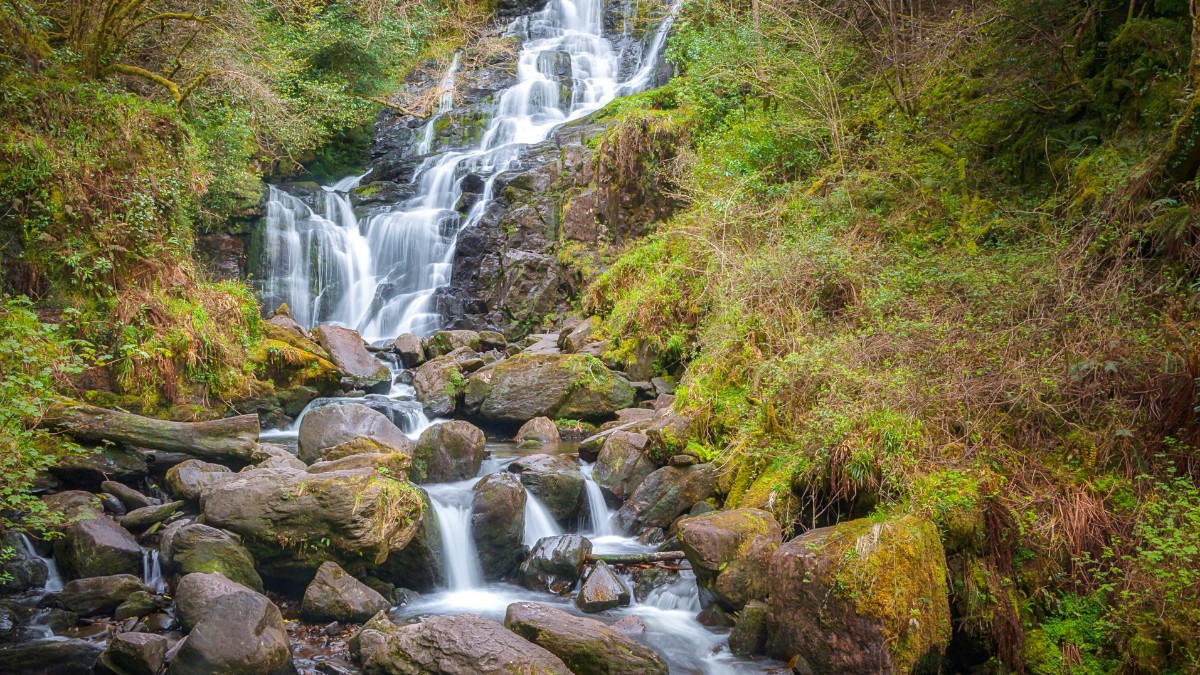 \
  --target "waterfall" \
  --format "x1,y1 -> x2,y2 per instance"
523,490 -> 563,545
258,0 -> 680,341
580,463 -> 613,537
20,534 -> 62,592
427,485 -> 484,590
142,547 -> 165,593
